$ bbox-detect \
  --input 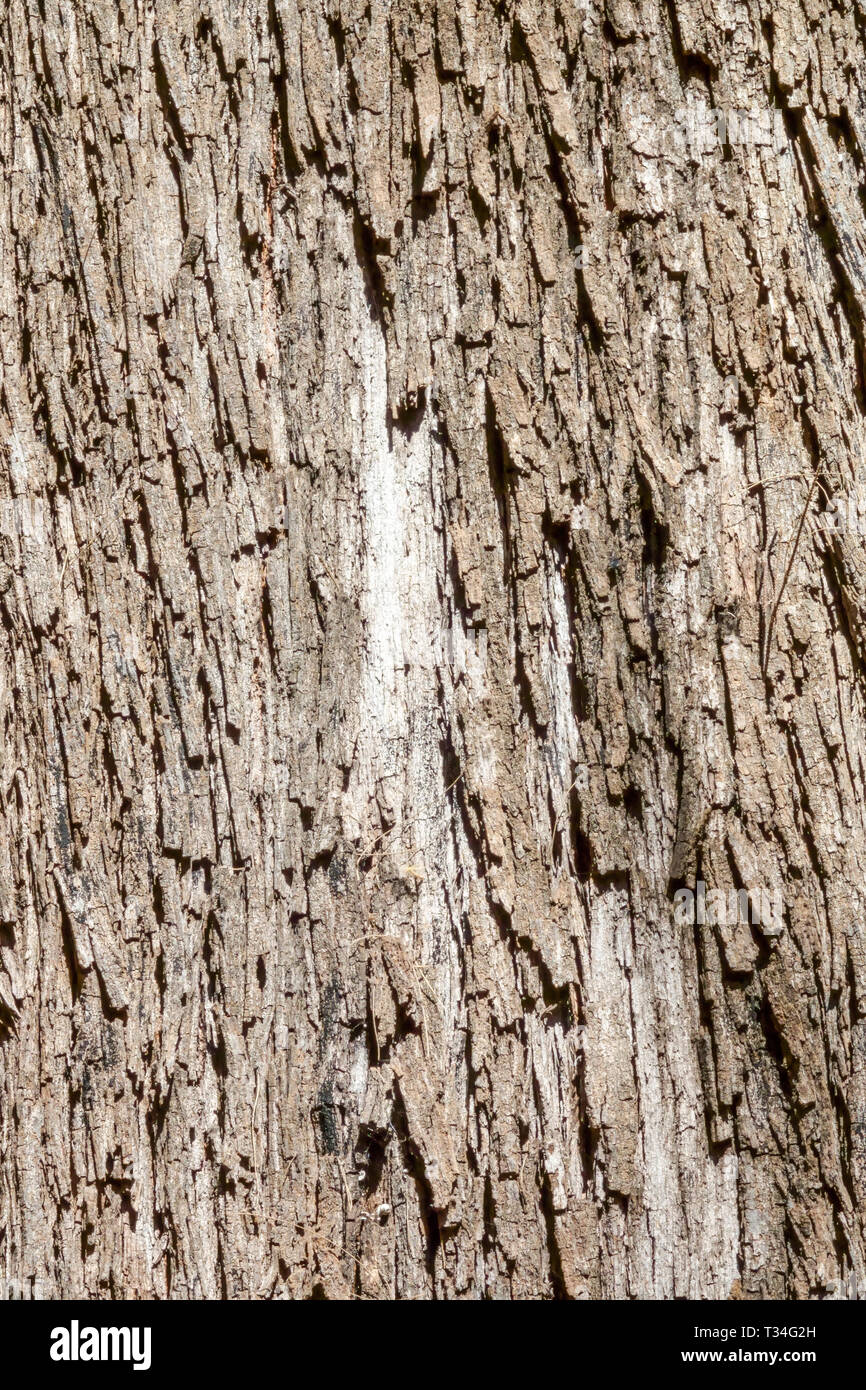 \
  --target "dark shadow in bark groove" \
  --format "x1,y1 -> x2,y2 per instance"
391,1082 -> 441,1284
